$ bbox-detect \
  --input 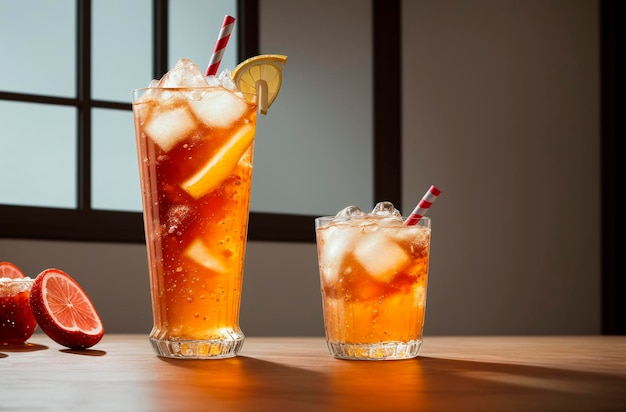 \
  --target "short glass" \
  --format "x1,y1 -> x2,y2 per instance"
0,278 -> 37,345
315,215 -> 432,360
132,86 -> 257,359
